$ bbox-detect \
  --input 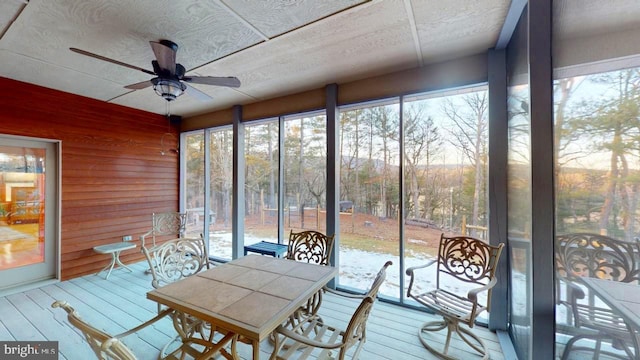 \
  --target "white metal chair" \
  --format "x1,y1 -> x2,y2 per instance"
142,236 -> 236,359
142,236 -> 212,291
406,234 -> 504,360
270,261 -> 392,360
140,212 -> 187,250
140,212 -> 187,275
52,300 -> 235,360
